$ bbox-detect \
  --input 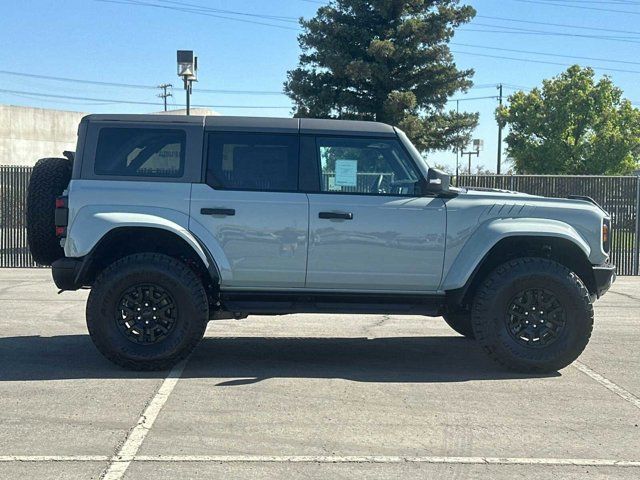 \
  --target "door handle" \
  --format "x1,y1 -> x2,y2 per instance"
318,211 -> 353,220
201,208 -> 236,216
